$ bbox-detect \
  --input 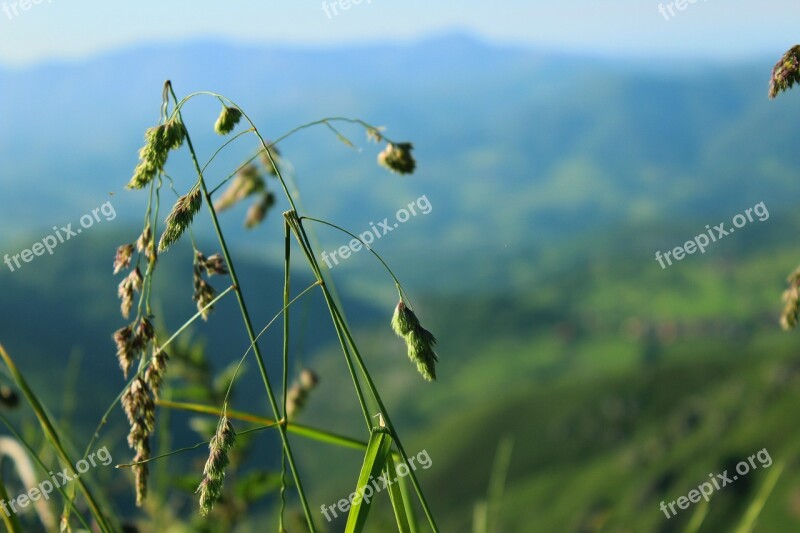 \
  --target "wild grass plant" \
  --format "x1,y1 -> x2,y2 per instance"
104,81 -> 439,531
3,43 -> 797,533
